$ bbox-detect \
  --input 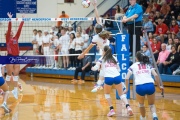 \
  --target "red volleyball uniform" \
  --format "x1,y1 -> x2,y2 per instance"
6,21 -> 24,56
